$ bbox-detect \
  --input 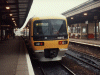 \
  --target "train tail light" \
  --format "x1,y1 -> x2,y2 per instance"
58,41 -> 67,45
34,42 -> 44,46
